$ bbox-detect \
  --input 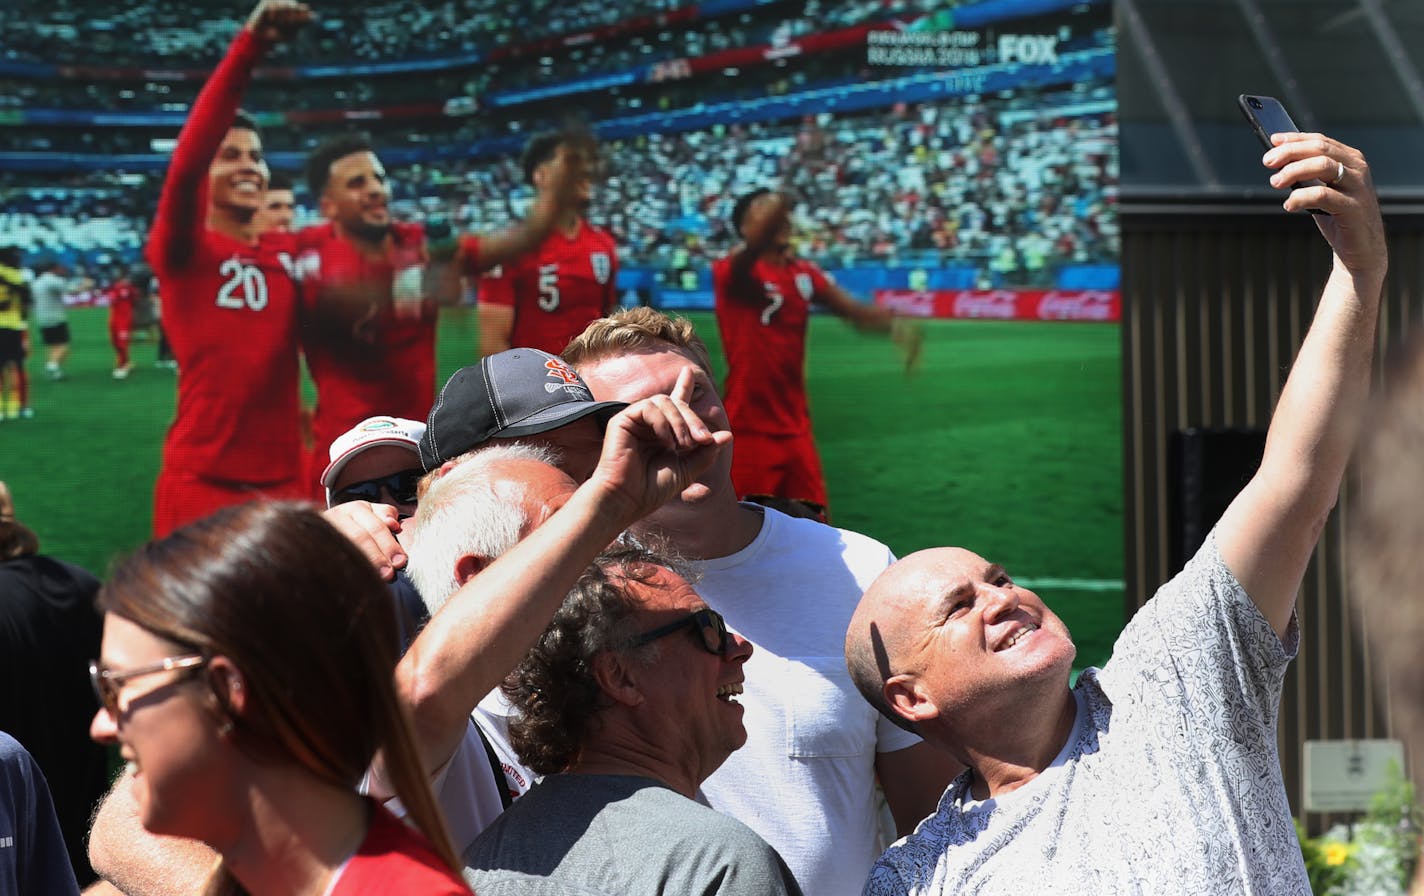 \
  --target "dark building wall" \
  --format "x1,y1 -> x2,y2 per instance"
1120,201 -> 1424,822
